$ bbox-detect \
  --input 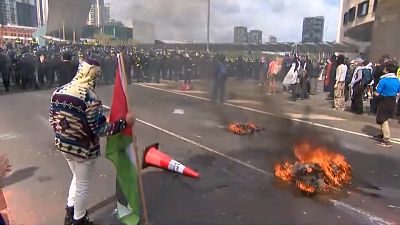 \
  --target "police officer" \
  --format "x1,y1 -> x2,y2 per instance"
57,52 -> 79,87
